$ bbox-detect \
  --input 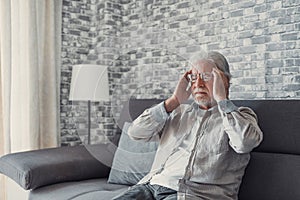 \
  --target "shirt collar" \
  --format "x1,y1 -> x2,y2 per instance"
188,101 -> 219,114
